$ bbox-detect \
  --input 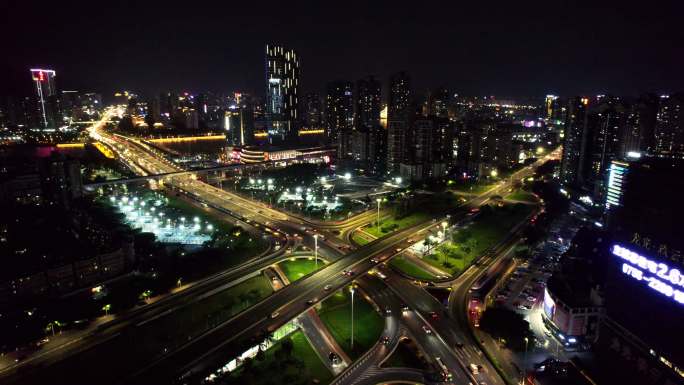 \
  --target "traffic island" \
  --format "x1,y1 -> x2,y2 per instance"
277,257 -> 326,283
316,288 -> 384,360
380,338 -> 427,370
